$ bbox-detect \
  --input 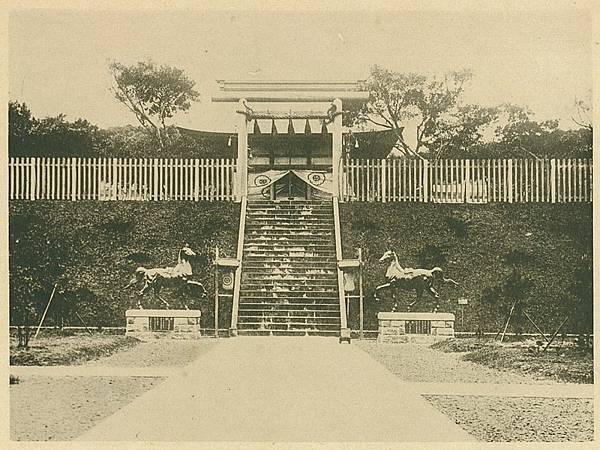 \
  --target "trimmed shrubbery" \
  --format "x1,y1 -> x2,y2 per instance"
340,202 -> 592,334
9,201 -> 239,328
